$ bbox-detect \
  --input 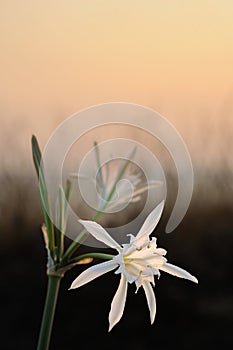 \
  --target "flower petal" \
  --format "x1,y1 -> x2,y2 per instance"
135,201 -> 164,245
69,260 -> 118,289
142,281 -> 156,324
135,270 -> 155,290
79,219 -> 122,251
115,261 -> 141,283
109,274 -> 128,331
127,246 -> 166,262
160,263 -> 198,283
